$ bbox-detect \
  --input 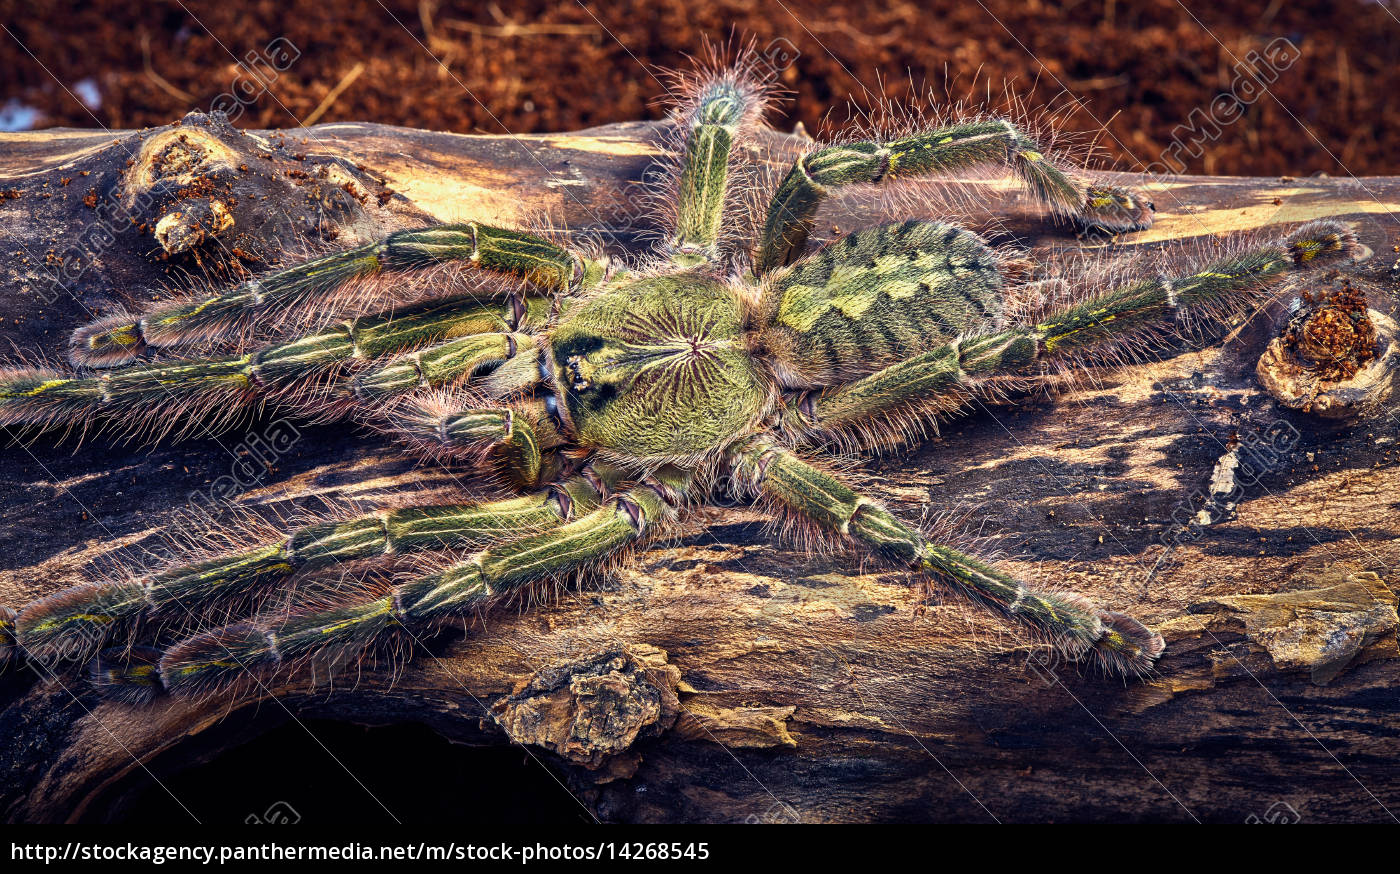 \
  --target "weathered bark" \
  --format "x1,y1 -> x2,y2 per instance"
0,115 -> 1397,824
